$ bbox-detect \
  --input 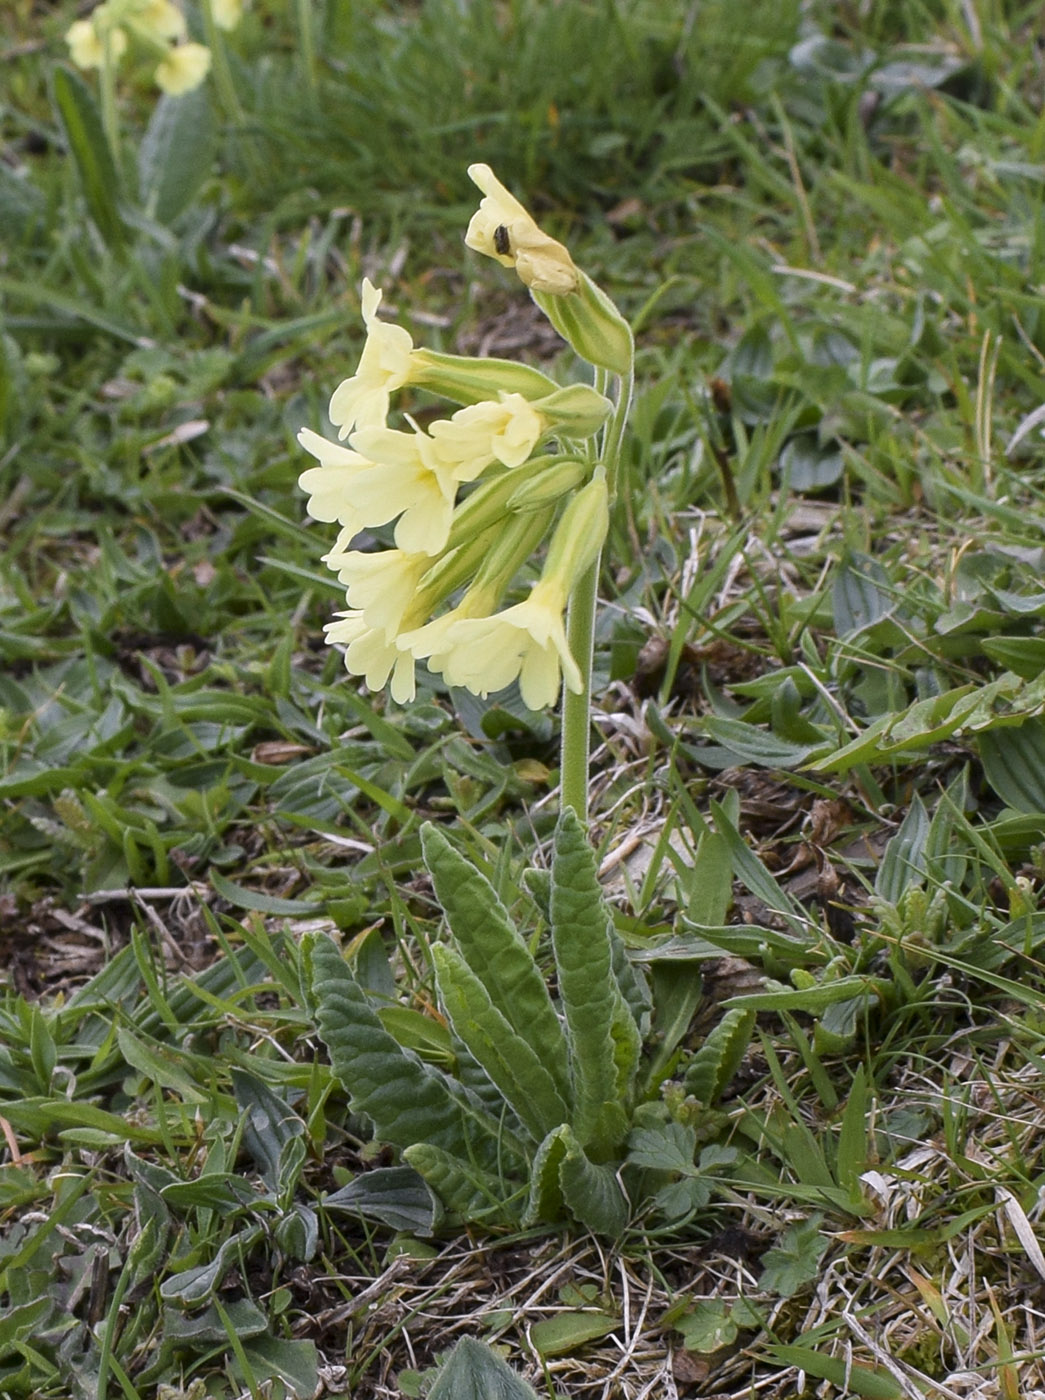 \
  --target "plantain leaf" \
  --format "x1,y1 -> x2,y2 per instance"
307,934 -> 526,1173
875,794 -> 928,901
52,67 -> 126,250
431,942 -> 570,1143
422,824 -> 571,1105
550,809 -> 638,1157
